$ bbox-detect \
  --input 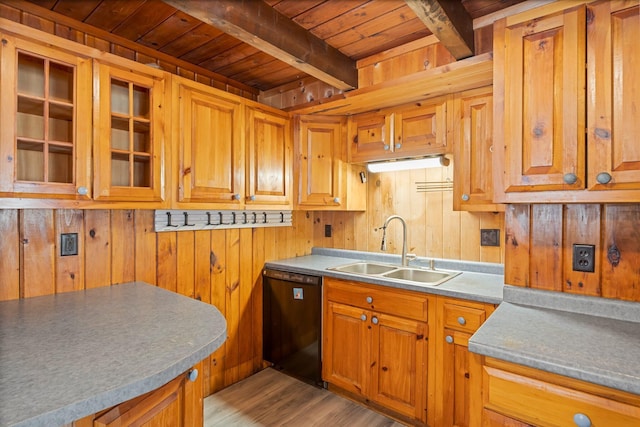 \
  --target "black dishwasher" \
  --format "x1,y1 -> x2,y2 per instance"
262,268 -> 323,387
